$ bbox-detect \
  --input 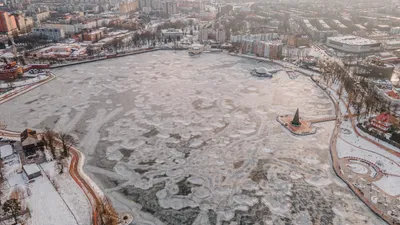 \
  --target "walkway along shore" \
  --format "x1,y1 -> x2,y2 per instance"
50,48 -> 158,69
0,129 -> 104,225
312,77 -> 397,225
0,73 -> 55,105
